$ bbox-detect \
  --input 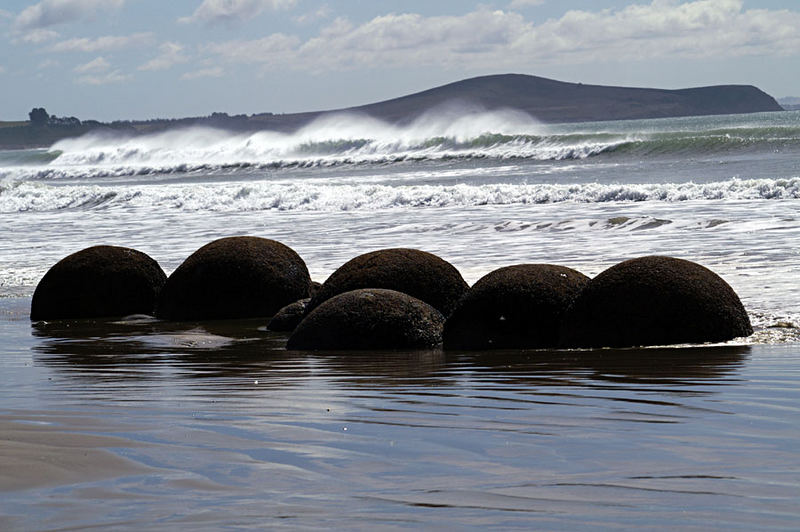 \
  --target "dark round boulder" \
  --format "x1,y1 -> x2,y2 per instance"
31,245 -> 166,321
287,289 -> 444,350
310,281 -> 322,298
443,264 -> 590,350
560,256 -> 753,348
156,236 -> 311,321
306,248 -> 468,317
267,298 -> 310,331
